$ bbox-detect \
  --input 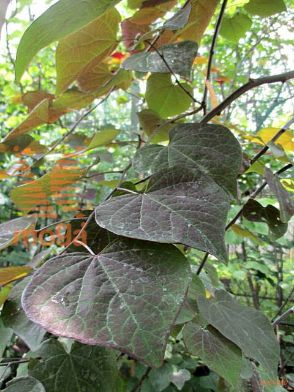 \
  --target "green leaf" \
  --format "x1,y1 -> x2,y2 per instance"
11,165 -> 85,212
2,278 -> 46,351
183,322 -> 242,386
146,74 -> 193,118
87,126 -> 120,150
245,0 -> 286,17
0,216 -> 36,251
122,41 -> 198,77
22,239 -> 190,367
265,168 -> 294,223
15,0 -> 121,81
133,123 -> 242,197
174,0 -> 219,43
220,13 -> 252,43
0,318 -> 13,357
197,289 -> 280,379
243,199 -> 287,239
95,166 -> 230,261
137,109 -> 173,142
28,339 -> 123,392
2,377 -> 45,392
56,8 -> 120,93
